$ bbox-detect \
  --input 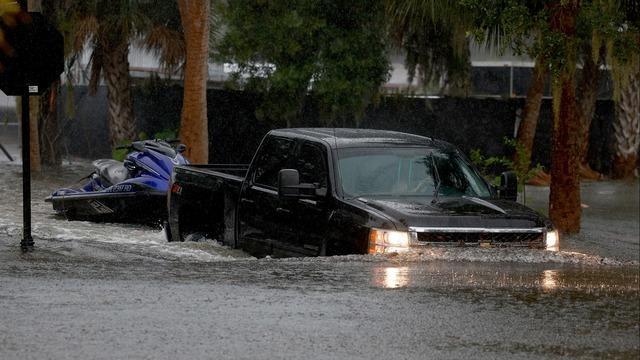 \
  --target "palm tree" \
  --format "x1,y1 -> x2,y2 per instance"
387,0 -> 548,170
519,8 -> 606,184
386,0 -> 471,94
612,70 -> 639,178
577,41 -> 606,179
611,0 -> 640,178
385,0 -> 584,232
540,1 -> 583,233
177,0 -> 210,163
65,1 -> 185,147
514,57 -> 547,180
387,0 -> 640,233
518,0 -> 638,230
